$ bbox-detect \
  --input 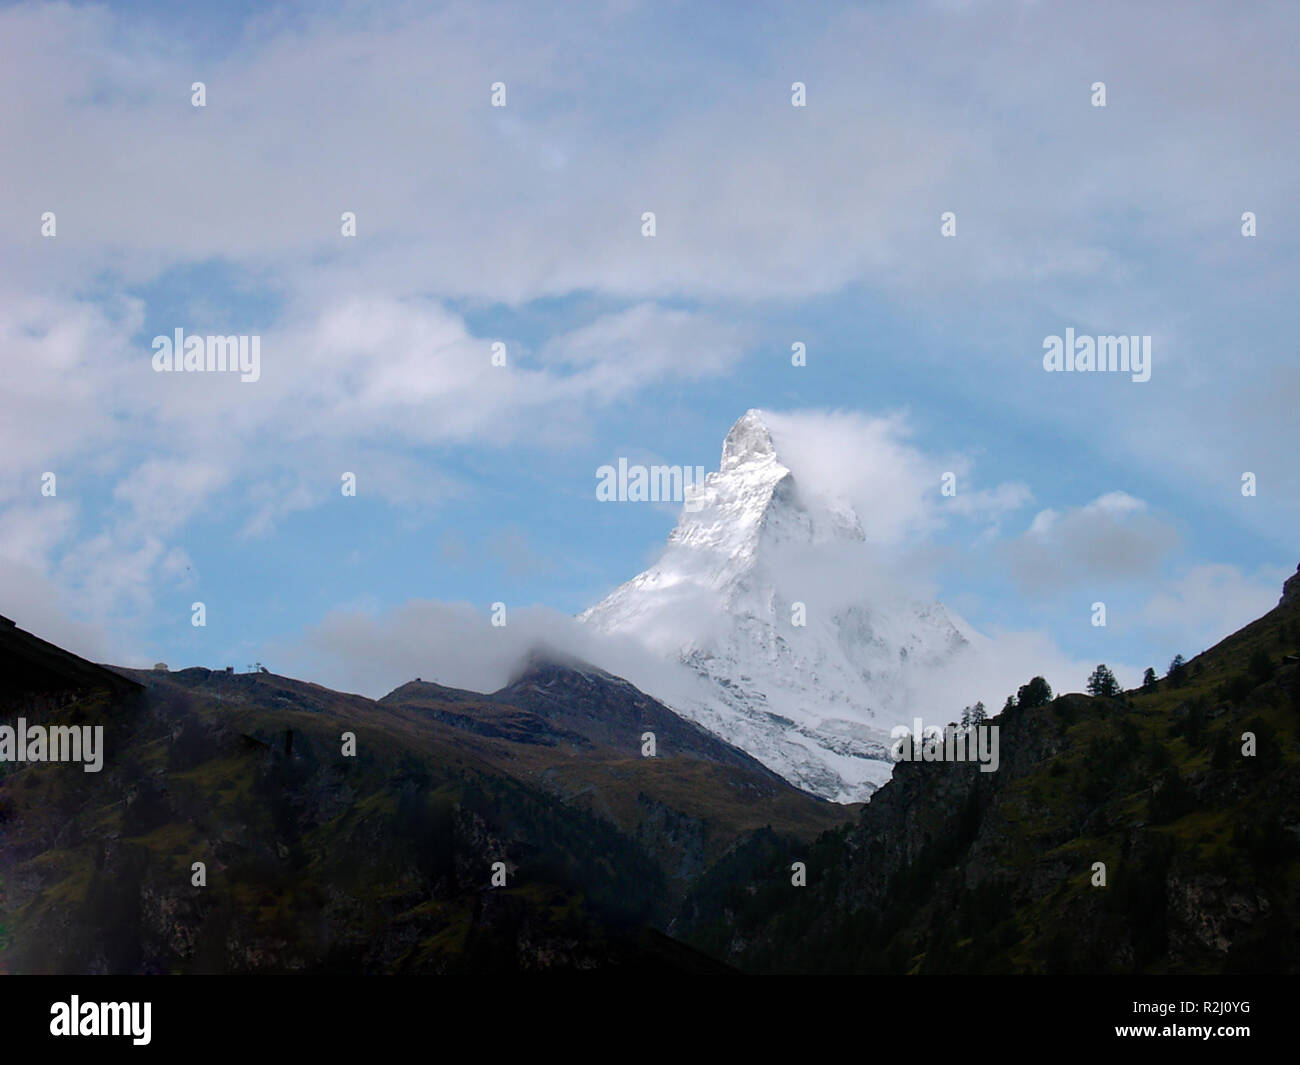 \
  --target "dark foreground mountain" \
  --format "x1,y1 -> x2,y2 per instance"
0,621 -> 845,973
675,568 -> 1300,973
3,564 -> 1299,975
